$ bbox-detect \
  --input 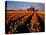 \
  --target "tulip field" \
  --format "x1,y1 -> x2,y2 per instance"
5,10 -> 45,34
